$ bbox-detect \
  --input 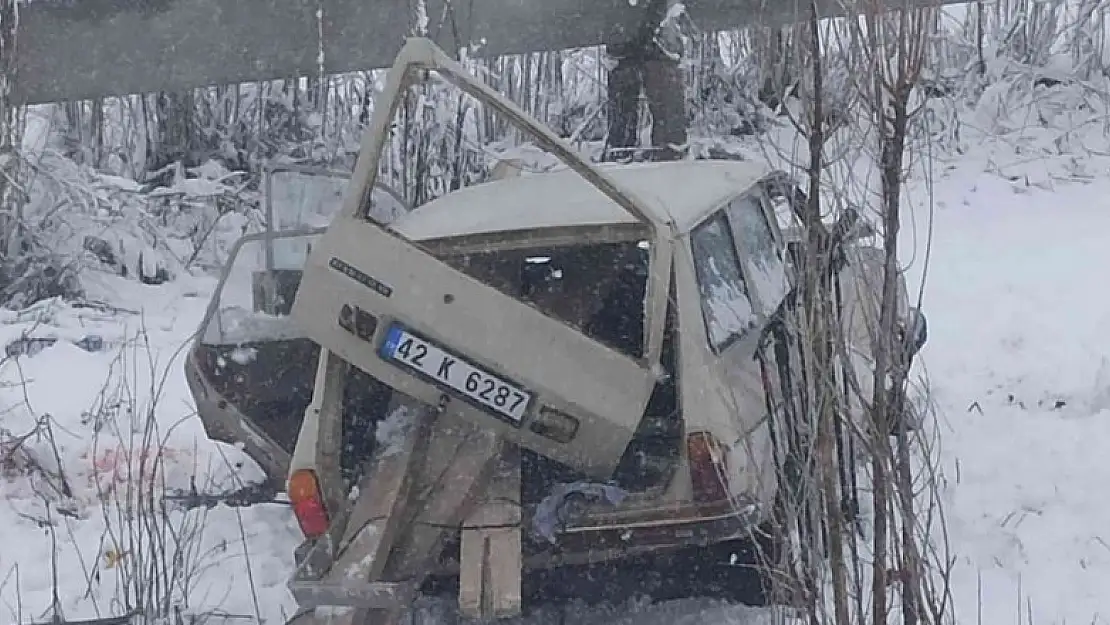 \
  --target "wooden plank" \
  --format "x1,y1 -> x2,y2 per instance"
333,399 -> 436,579
288,408 -> 502,625
458,445 -> 523,620
359,417 -> 503,625
13,0 -> 968,104
285,398 -> 437,625
287,397 -> 435,625
386,417 -> 504,574
286,580 -> 415,609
